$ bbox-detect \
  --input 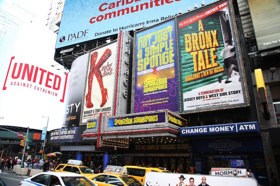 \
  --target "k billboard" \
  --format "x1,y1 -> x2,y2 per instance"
132,19 -> 180,113
177,0 -> 249,113
81,41 -> 118,124
55,0 -> 217,49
